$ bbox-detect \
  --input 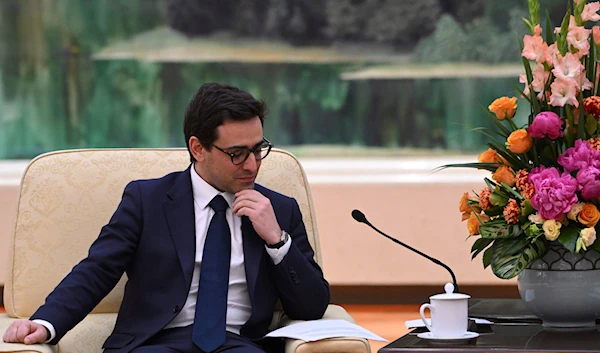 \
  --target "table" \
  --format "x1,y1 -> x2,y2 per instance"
379,299 -> 600,353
